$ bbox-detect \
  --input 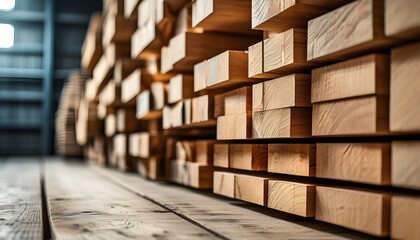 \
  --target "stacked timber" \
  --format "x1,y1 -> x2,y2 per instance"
56,71 -> 87,157
72,0 -> 420,238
